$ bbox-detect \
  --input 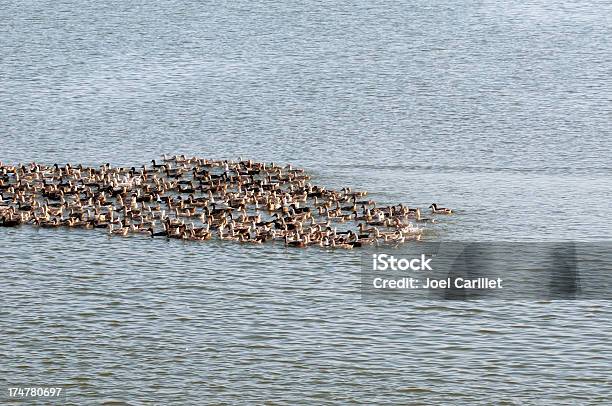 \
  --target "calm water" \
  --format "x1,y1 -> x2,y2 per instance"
2,1 -> 612,404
